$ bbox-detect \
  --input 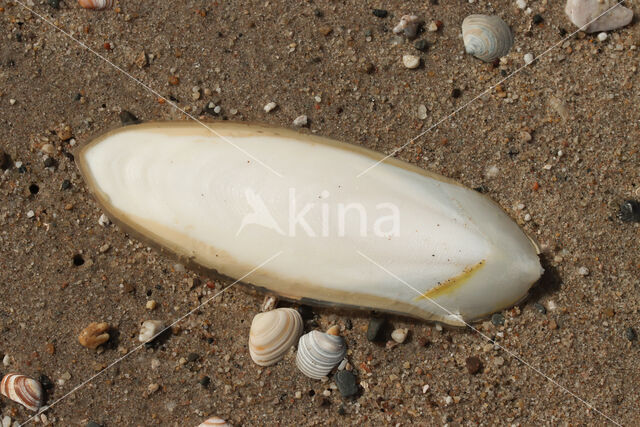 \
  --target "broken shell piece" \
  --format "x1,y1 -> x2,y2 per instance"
78,322 -> 110,349
565,0 -> 633,33
296,330 -> 346,379
198,417 -> 231,427
249,308 -> 303,366
0,374 -> 43,412
78,0 -> 114,10
393,15 -> 422,40
139,320 -> 164,343
462,15 -> 514,62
